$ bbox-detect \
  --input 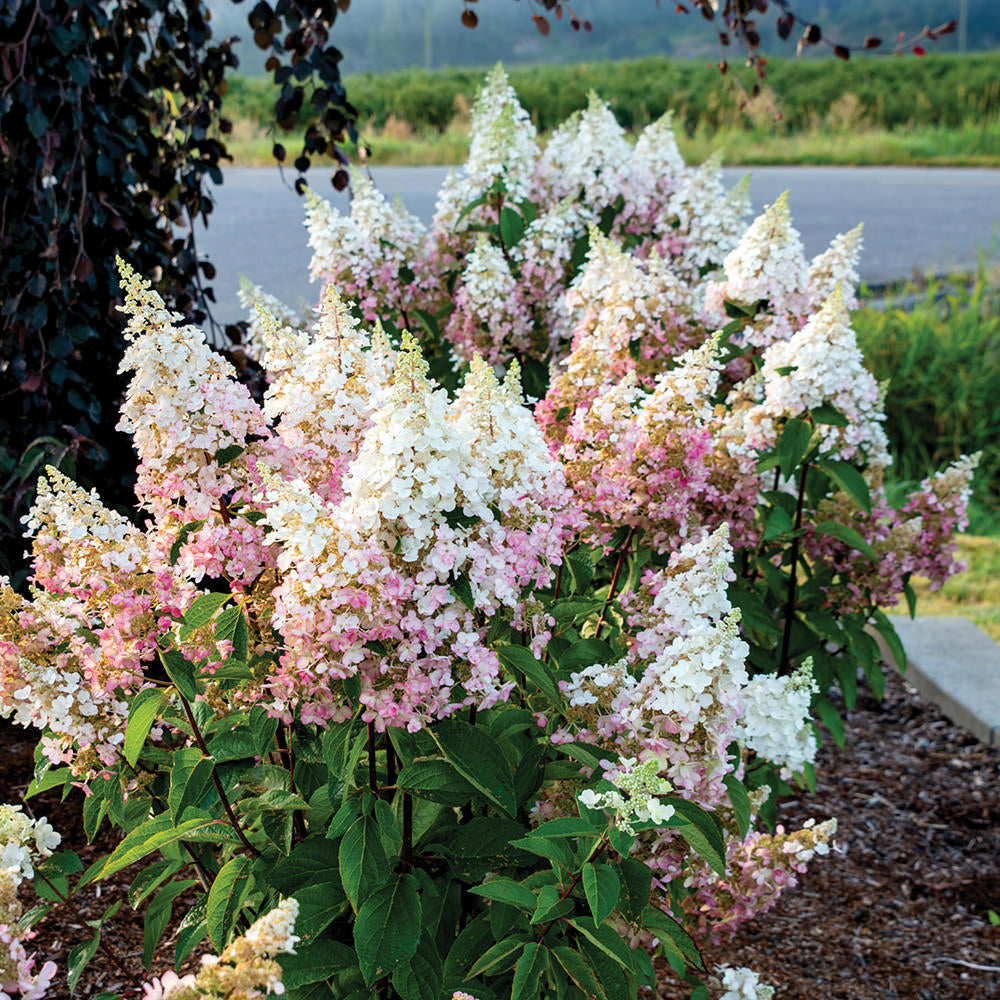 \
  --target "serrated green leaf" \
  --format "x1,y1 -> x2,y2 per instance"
144,879 -> 197,967
552,946 -> 606,999
175,896 -> 207,966
395,758 -> 480,807
869,608 -> 907,672
429,720 -> 516,817
815,698 -> 846,747
777,417 -> 813,479
469,877 -> 536,911
816,520 -> 877,559
642,905 -> 704,970
723,775 -> 752,840
169,748 -> 215,824
207,856 -> 253,951
499,205 -> 526,249
512,942 -> 548,1000
353,874 -> 421,986
169,519 -> 205,566
67,930 -> 100,994
129,860 -> 184,909
183,592 -> 230,628
817,459 -> 872,514
582,862 -> 620,928
528,816 -> 600,839
496,644 -> 561,701
124,688 -> 164,767
279,939 -> 356,989
810,402 -> 849,427
340,814 -> 390,911
467,933 -> 527,977
161,648 -> 198,700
